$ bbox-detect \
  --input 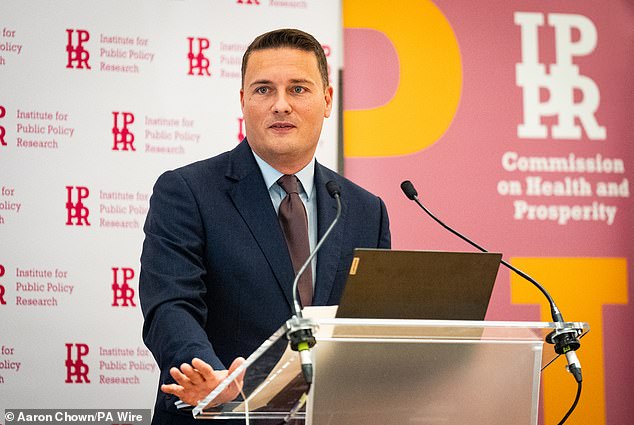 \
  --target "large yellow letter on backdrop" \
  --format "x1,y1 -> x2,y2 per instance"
343,0 -> 462,157
511,257 -> 627,425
